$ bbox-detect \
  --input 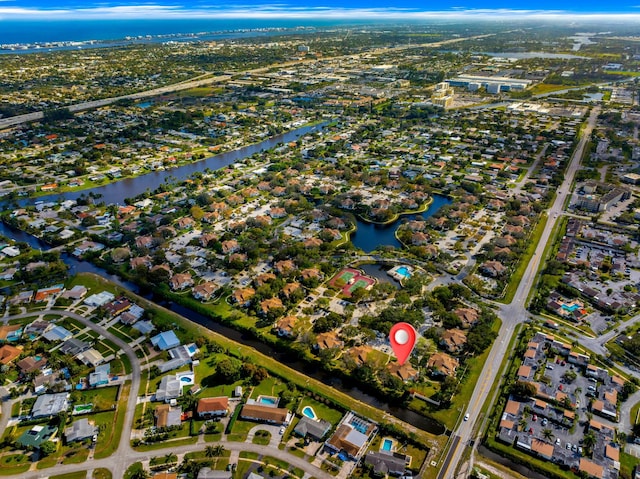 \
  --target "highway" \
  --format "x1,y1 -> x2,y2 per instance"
439,106 -> 600,478
0,33 -> 495,131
